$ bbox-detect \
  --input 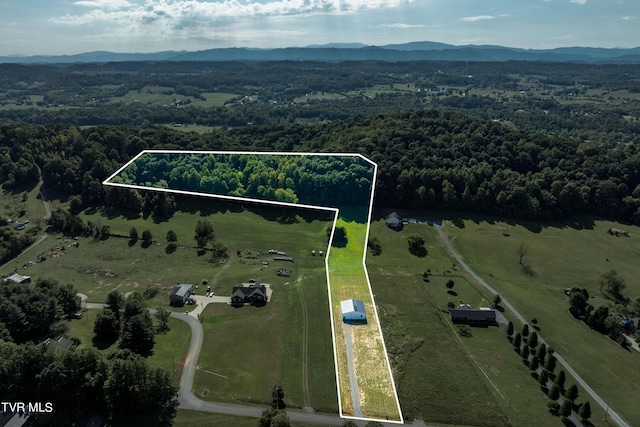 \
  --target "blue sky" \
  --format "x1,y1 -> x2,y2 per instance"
0,0 -> 638,55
